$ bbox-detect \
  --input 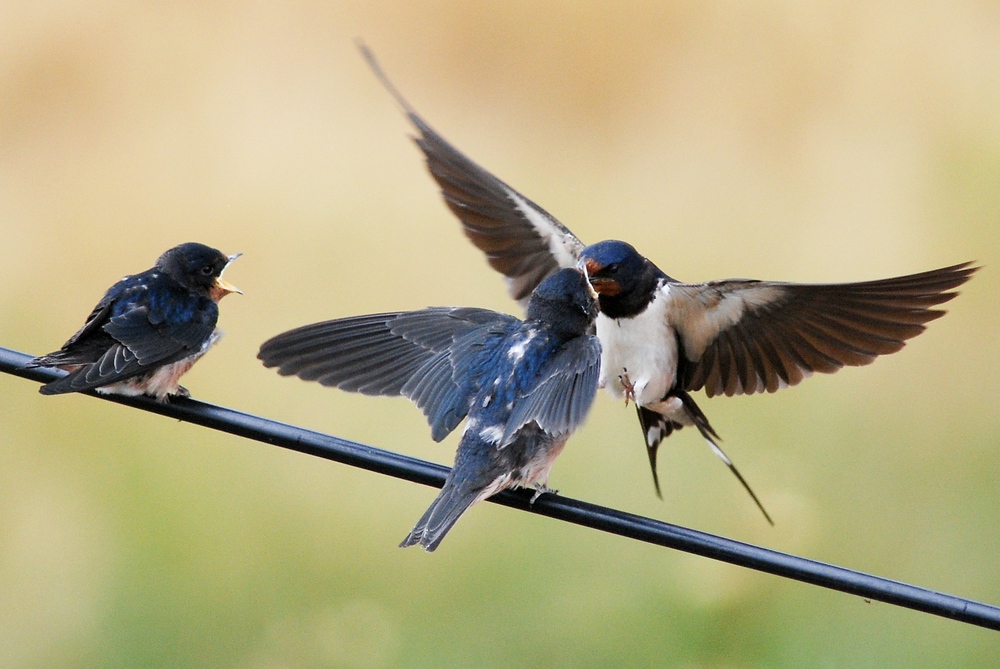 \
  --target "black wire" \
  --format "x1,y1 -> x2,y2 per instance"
2,344 -> 998,631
